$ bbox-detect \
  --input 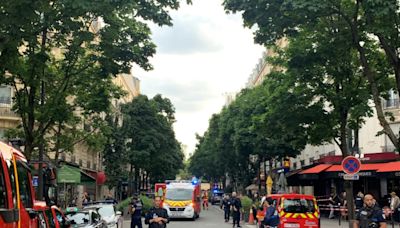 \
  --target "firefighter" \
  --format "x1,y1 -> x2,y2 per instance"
202,190 -> 209,210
